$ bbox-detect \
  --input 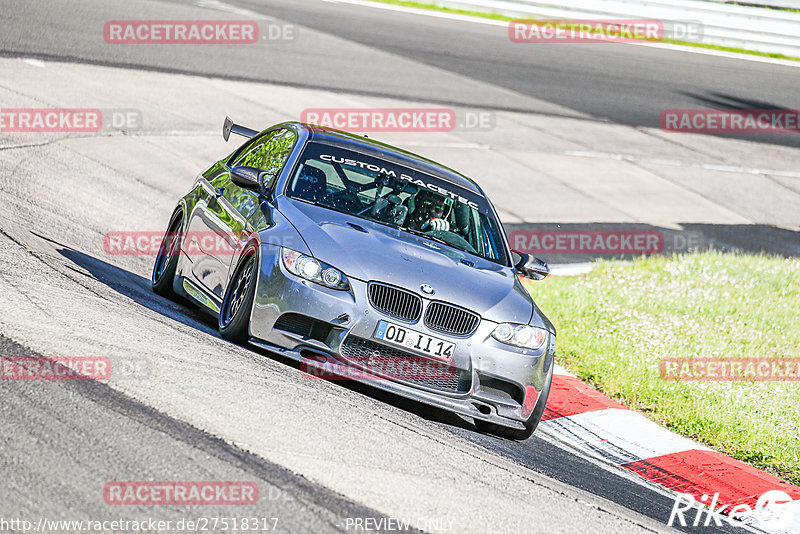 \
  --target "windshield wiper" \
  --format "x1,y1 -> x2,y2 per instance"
401,227 -> 452,248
